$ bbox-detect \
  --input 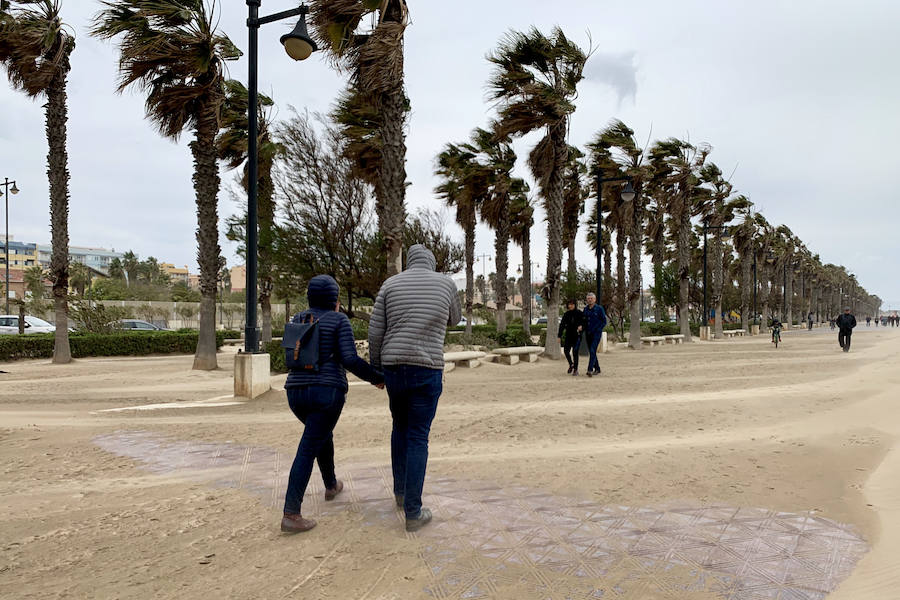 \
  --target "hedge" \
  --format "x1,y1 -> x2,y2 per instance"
0,331 -> 226,362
